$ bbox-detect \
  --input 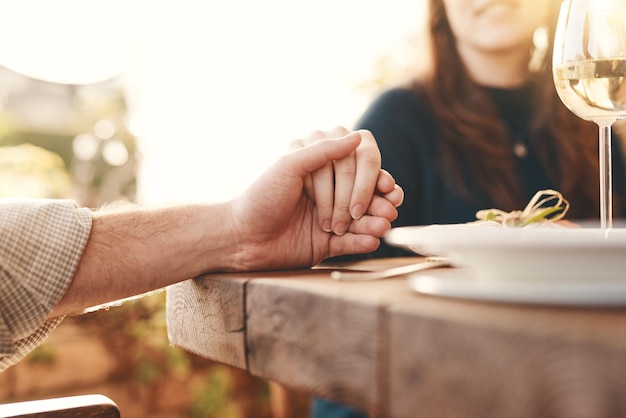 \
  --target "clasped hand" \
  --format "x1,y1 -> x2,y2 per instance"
232,127 -> 404,270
